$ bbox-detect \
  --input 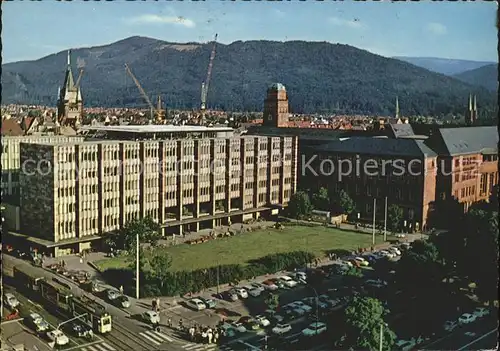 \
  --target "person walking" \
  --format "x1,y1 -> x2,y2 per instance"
119,285 -> 124,294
